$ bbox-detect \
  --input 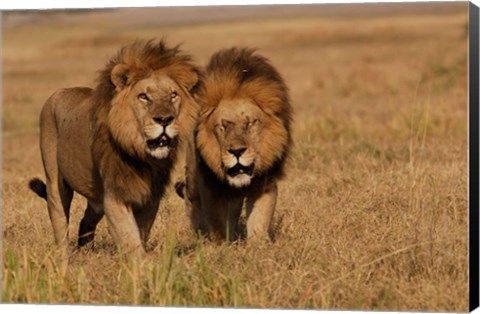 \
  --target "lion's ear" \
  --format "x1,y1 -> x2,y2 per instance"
170,66 -> 201,93
184,69 -> 200,93
111,64 -> 130,91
